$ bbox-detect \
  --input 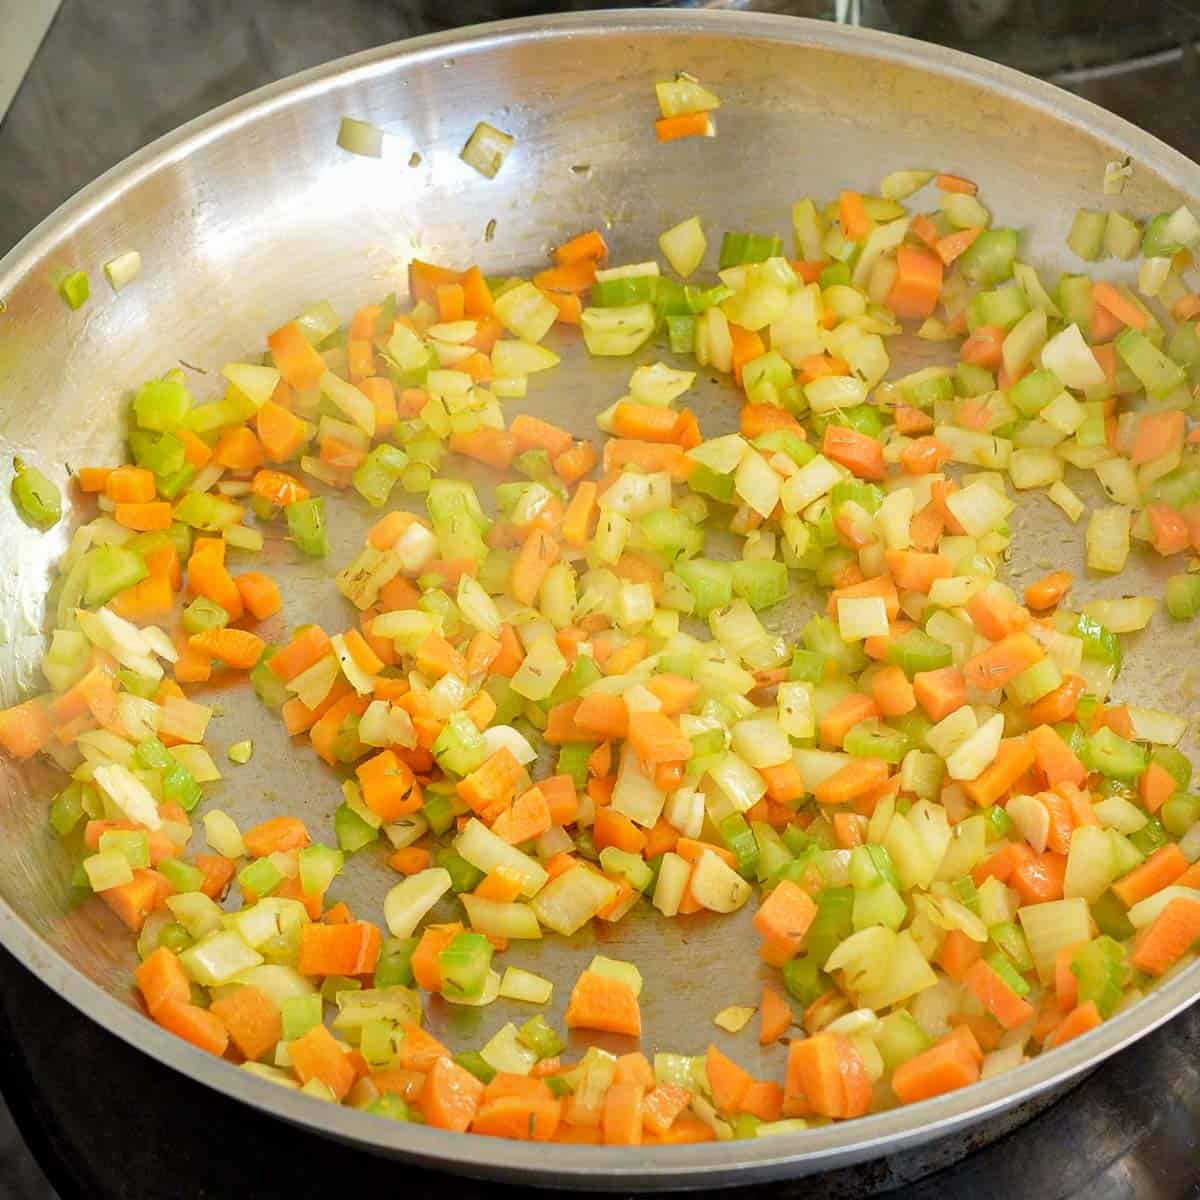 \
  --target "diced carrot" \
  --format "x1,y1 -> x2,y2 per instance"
1044,1000 -> 1103,1048
728,324 -> 767,384
871,664 -> 917,717
395,1022 -> 453,1072
135,947 -> 191,1017
593,806 -> 648,855
415,631 -> 467,680
490,624 -> 525,678
706,1044 -> 754,1114
937,172 -> 977,194
196,853 -> 236,900
601,1081 -> 644,1145
106,466 -> 156,503
436,282 -> 465,323
114,501 -> 172,532
960,325 -> 1005,368
356,749 -> 423,821
603,439 -> 693,481
389,845 -> 432,876
963,958 -> 1035,1030
966,590 -> 1029,641
510,529 -> 559,606
899,436 -> 953,476
891,1036 -> 980,1104
450,427 -> 518,471
964,632 -> 1044,691
1024,570 -> 1073,612
77,466 -> 113,493
936,226 -> 982,265
491,786 -> 551,845
98,868 -> 167,932
838,190 -> 872,240
189,627 -> 265,670
1092,281 -> 1148,332
1146,503 -> 1192,556
574,692 -> 630,740
213,426 -> 264,470
565,971 -> 641,1038
938,927 -> 983,982
473,1084 -> 562,1141
627,710 -> 691,766
827,573 -> 900,621
554,230 -> 608,266
297,921 -> 382,977
1131,895 -> 1200,976
244,816 -> 309,858
759,985 -> 793,1046
251,468 -> 309,507
0,697 -> 53,760
1011,850 -> 1068,906
1030,723 -> 1087,788
269,321 -> 326,390
887,244 -> 944,319
156,1000 -> 230,1058
423,1054 -> 485,1133
187,543 -> 244,621
511,413 -> 574,457
1029,674 -> 1084,726
210,985 -> 282,1062
655,112 -> 714,142
741,1080 -> 784,1123
290,1023 -> 356,1099
759,760 -> 807,804
886,548 -> 953,593
814,758 -> 890,807
642,1083 -> 692,1136
1139,761 -> 1178,815
964,735 -> 1038,807
1112,843 -> 1189,907
753,880 -> 817,958
819,692 -> 878,748
823,424 -> 885,481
